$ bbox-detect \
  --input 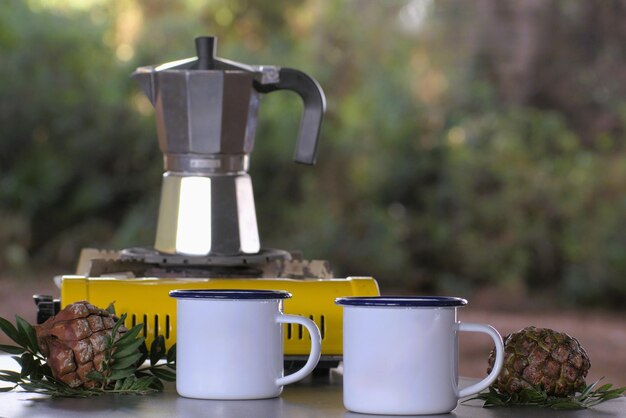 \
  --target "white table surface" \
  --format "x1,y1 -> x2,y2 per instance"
0,355 -> 624,417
